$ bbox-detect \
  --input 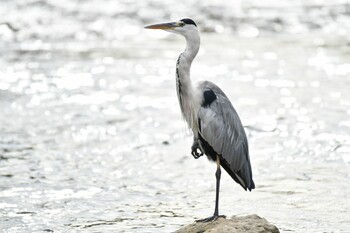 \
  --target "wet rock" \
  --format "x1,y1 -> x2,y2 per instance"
175,214 -> 279,233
